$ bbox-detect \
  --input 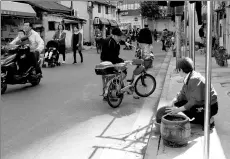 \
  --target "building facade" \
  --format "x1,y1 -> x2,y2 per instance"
1,1 -> 86,49
61,1 -> 118,44
117,1 -> 143,31
1,1 -> 37,45
214,1 -> 230,55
